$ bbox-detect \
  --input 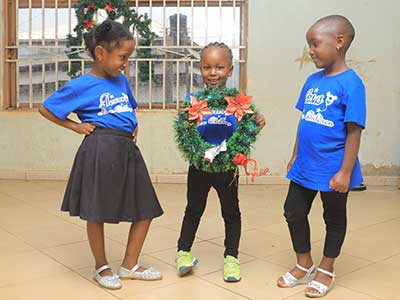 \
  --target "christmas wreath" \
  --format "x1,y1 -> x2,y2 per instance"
66,0 -> 155,79
174,87 -> 268,180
